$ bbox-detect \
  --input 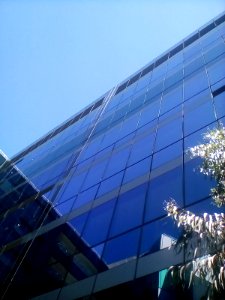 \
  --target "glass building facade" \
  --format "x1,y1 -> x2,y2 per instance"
0,12 -> 225,299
